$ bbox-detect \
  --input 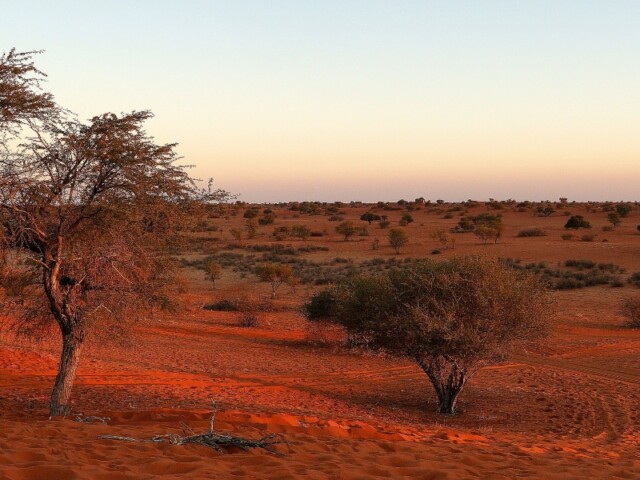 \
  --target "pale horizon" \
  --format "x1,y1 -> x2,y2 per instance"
5,1 -> 640,202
